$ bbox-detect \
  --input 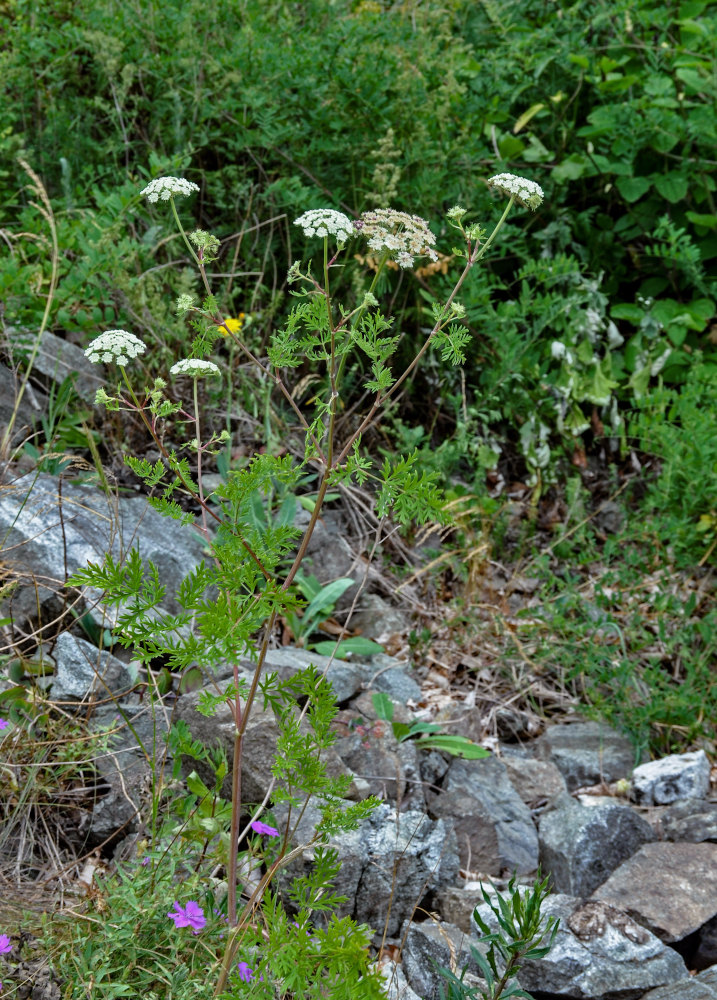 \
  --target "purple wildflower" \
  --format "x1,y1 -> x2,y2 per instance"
0,719 -> 9,731
141,857 -> 151,866
167,901 -> 206,933
249,820 -> 280,837
237,962 -> 254,983
0,935 -> 10,955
